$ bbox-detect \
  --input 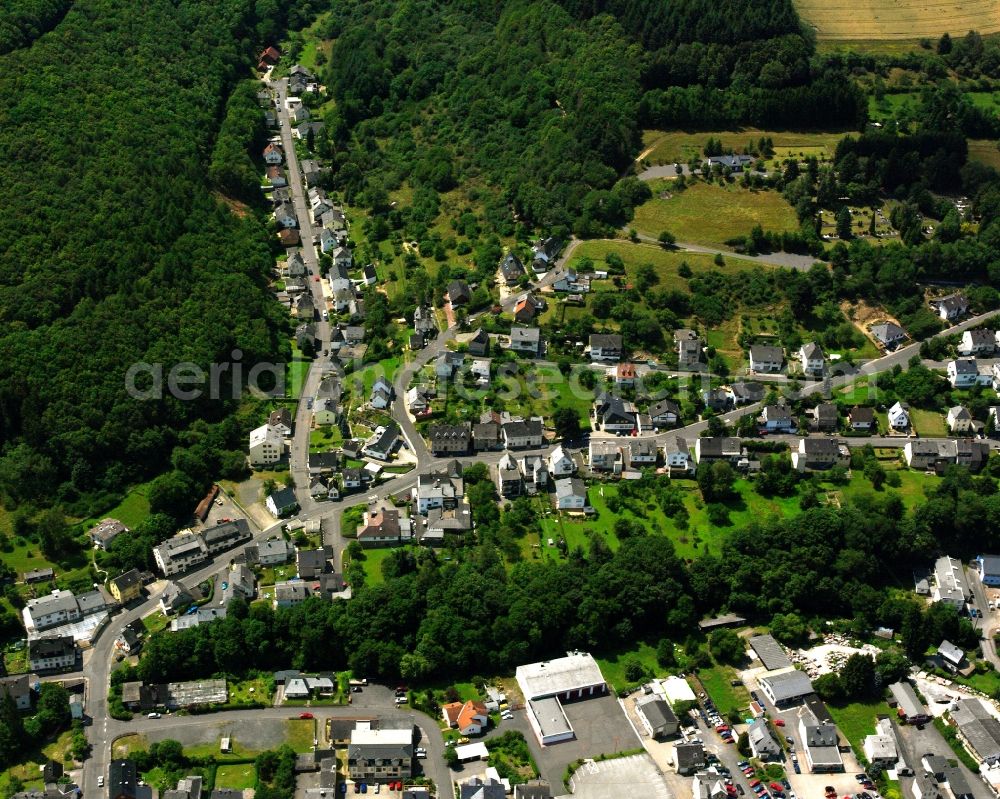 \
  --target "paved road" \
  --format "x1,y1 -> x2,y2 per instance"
628,231 -> 823,271
966,566 -> 1000,671
270,76 -> 330,517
